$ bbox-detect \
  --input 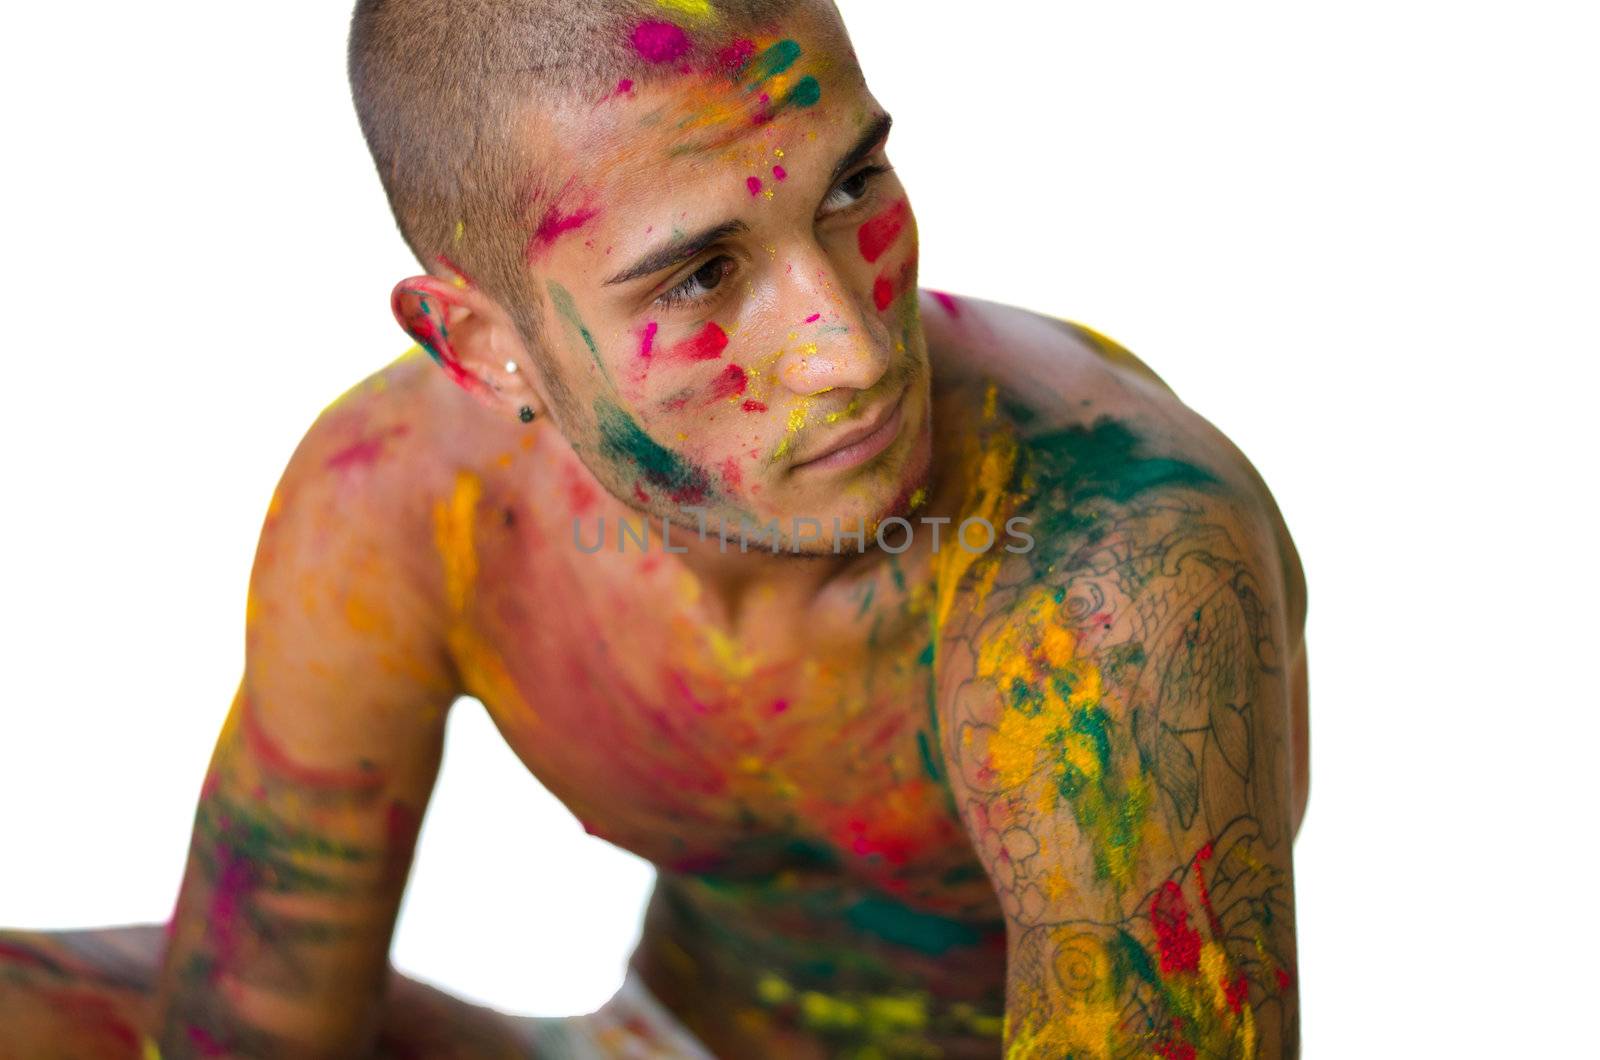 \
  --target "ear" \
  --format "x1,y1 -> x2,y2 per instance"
389,269 -> 548,422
